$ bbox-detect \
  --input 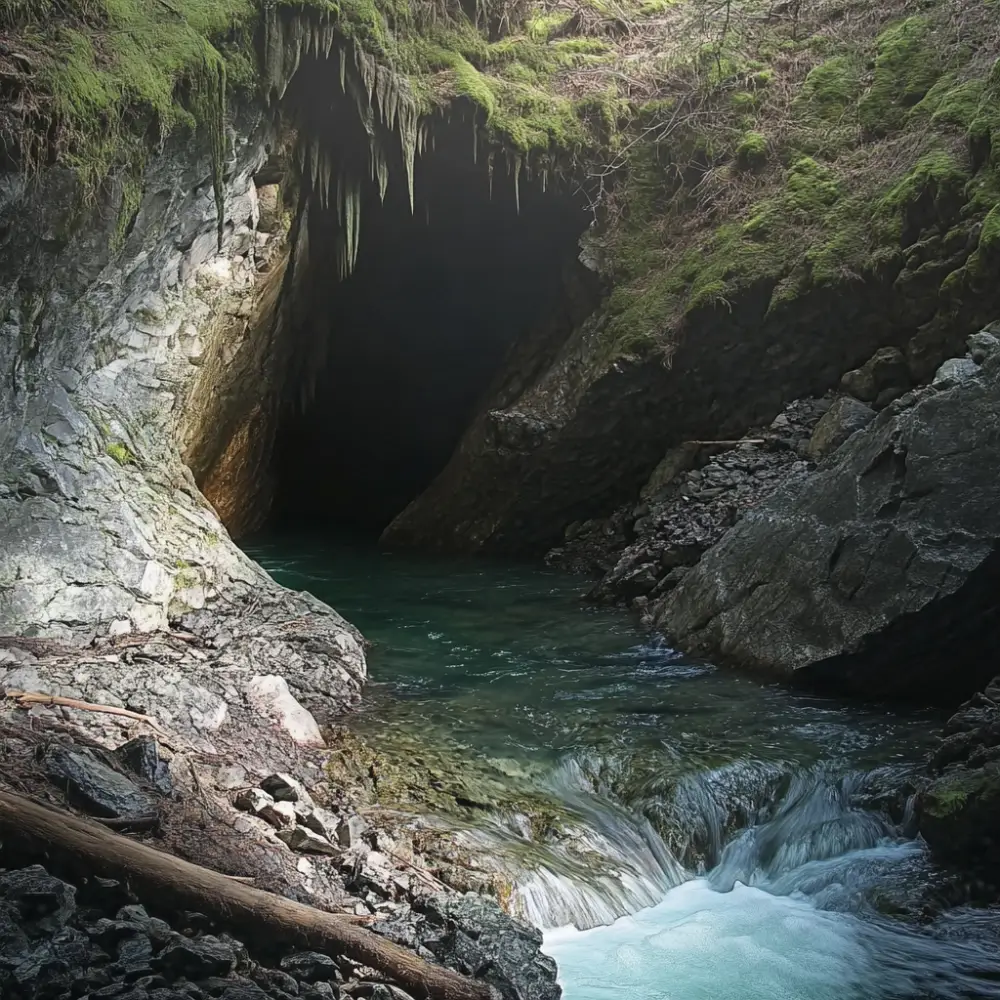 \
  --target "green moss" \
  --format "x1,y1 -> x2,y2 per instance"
10,0 -> 257,235
106,441 -> 135,466
735,131 -> 767,170
525,10 -> 571,40
913,76 -> 986,129
858,17 -> 945,136
877,150 -> 968,236
794,56 -> 862,123
981,206 -> 1000,253
111,170 -> 144,255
